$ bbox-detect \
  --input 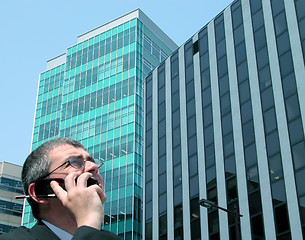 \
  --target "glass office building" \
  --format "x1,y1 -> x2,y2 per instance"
0,162 -> 23,234
21,9 -> 177,239
144,0 -> 305,239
